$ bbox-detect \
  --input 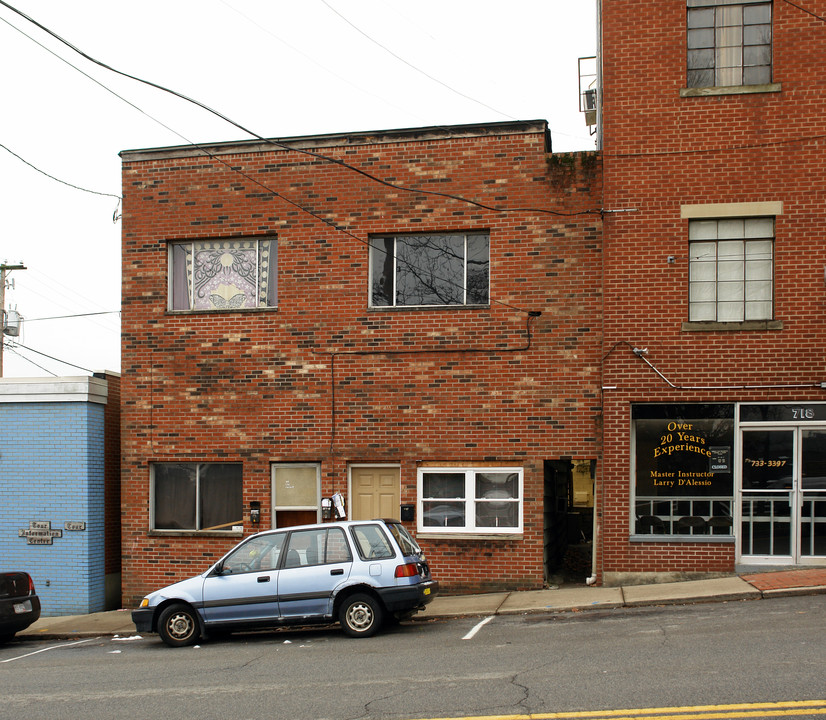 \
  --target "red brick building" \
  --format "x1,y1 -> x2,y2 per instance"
119,121 -> 602,605
596,0 -> 826,584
